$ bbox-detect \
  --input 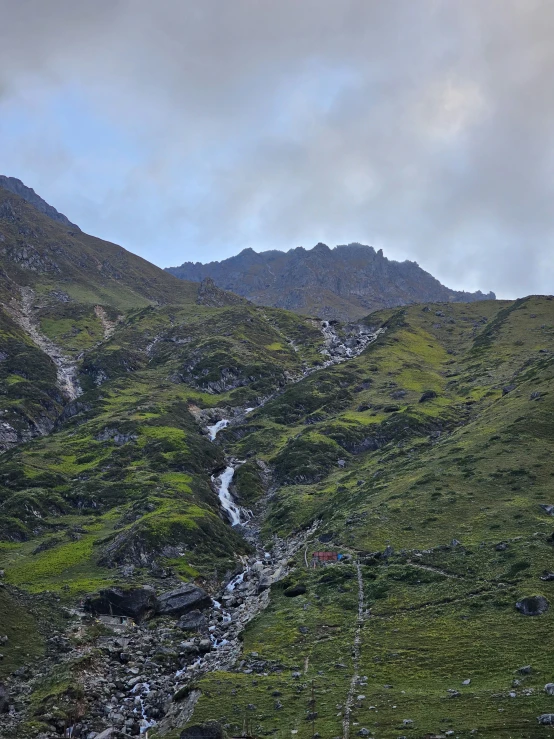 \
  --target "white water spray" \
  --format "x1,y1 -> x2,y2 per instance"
207,419 -> 229,440
213,466 -> 243,526
226,567 -> 249,591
